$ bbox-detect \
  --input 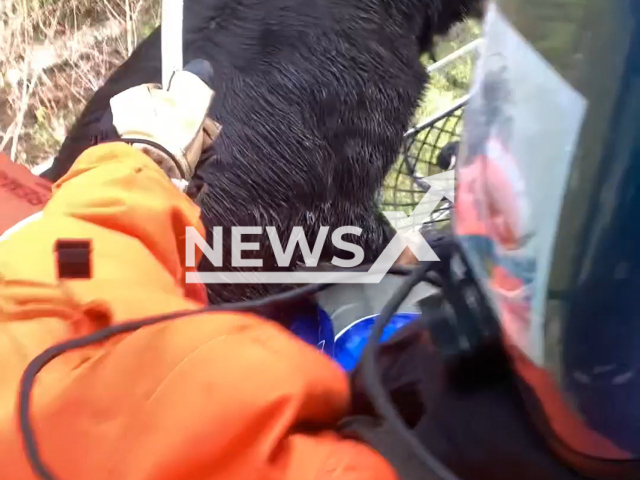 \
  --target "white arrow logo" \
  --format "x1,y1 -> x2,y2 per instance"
369,170 -> 456,273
